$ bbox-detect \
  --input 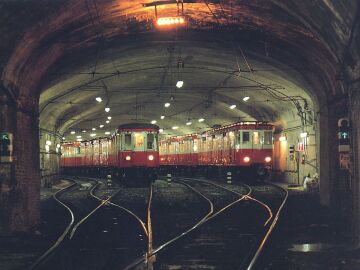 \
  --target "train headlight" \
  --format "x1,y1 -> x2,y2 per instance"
243,156 -> 250,163
148,155 -> 154,161
265,157 -> 272,162
125,155 -> 131,161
